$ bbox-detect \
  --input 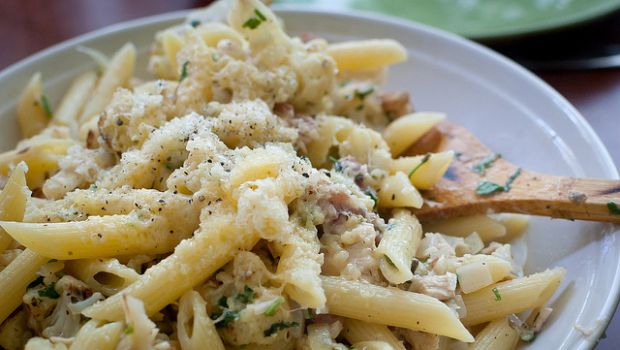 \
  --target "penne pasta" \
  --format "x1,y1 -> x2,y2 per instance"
276,226 -> 326,308
53,71 -> 98,136
79,43 -> 136,124
16,73 -> 50,138
378,172 -> 423,209
177,290 -> 225,350
83,212 -> 260,321
342,319 -> 405,350
0,162 -> 30,252
422,214 -> 507,243
382,112 -> 445,157
376,210 -> 422,284
0,214 -> 181,259
391,151 -> 454,190
64,258 -> 139,296
327,39 -> 407,71
0,249 -> 47,323
469,317 -> 519,350
321,276 -> 474,342
462,268 -> 565,326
